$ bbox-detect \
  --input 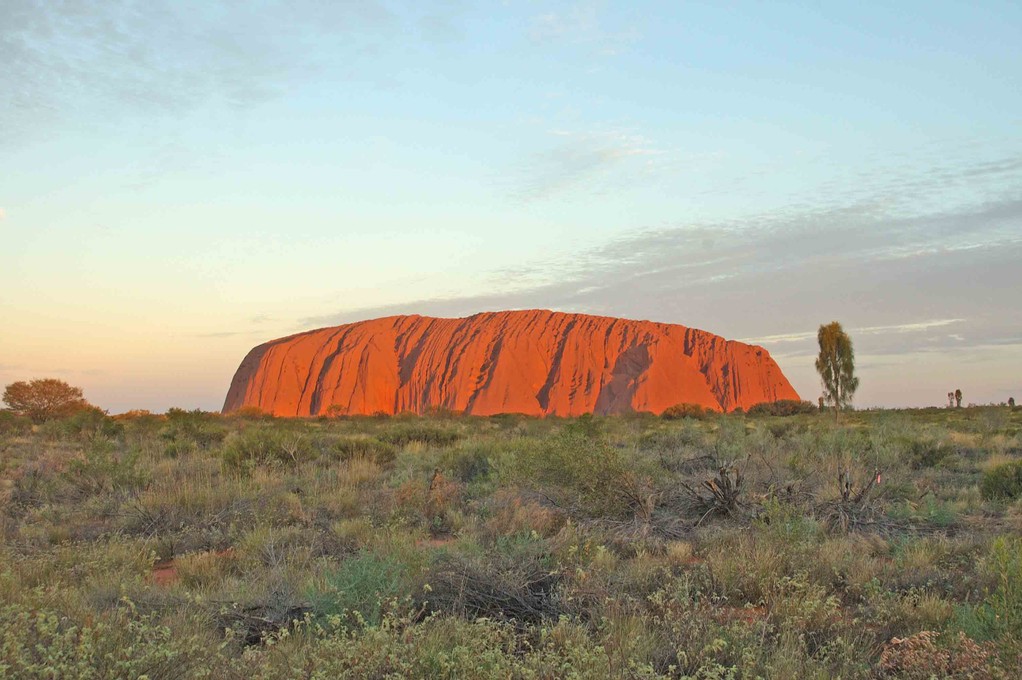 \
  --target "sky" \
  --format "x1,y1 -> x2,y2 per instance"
1,0 -> 1020,413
